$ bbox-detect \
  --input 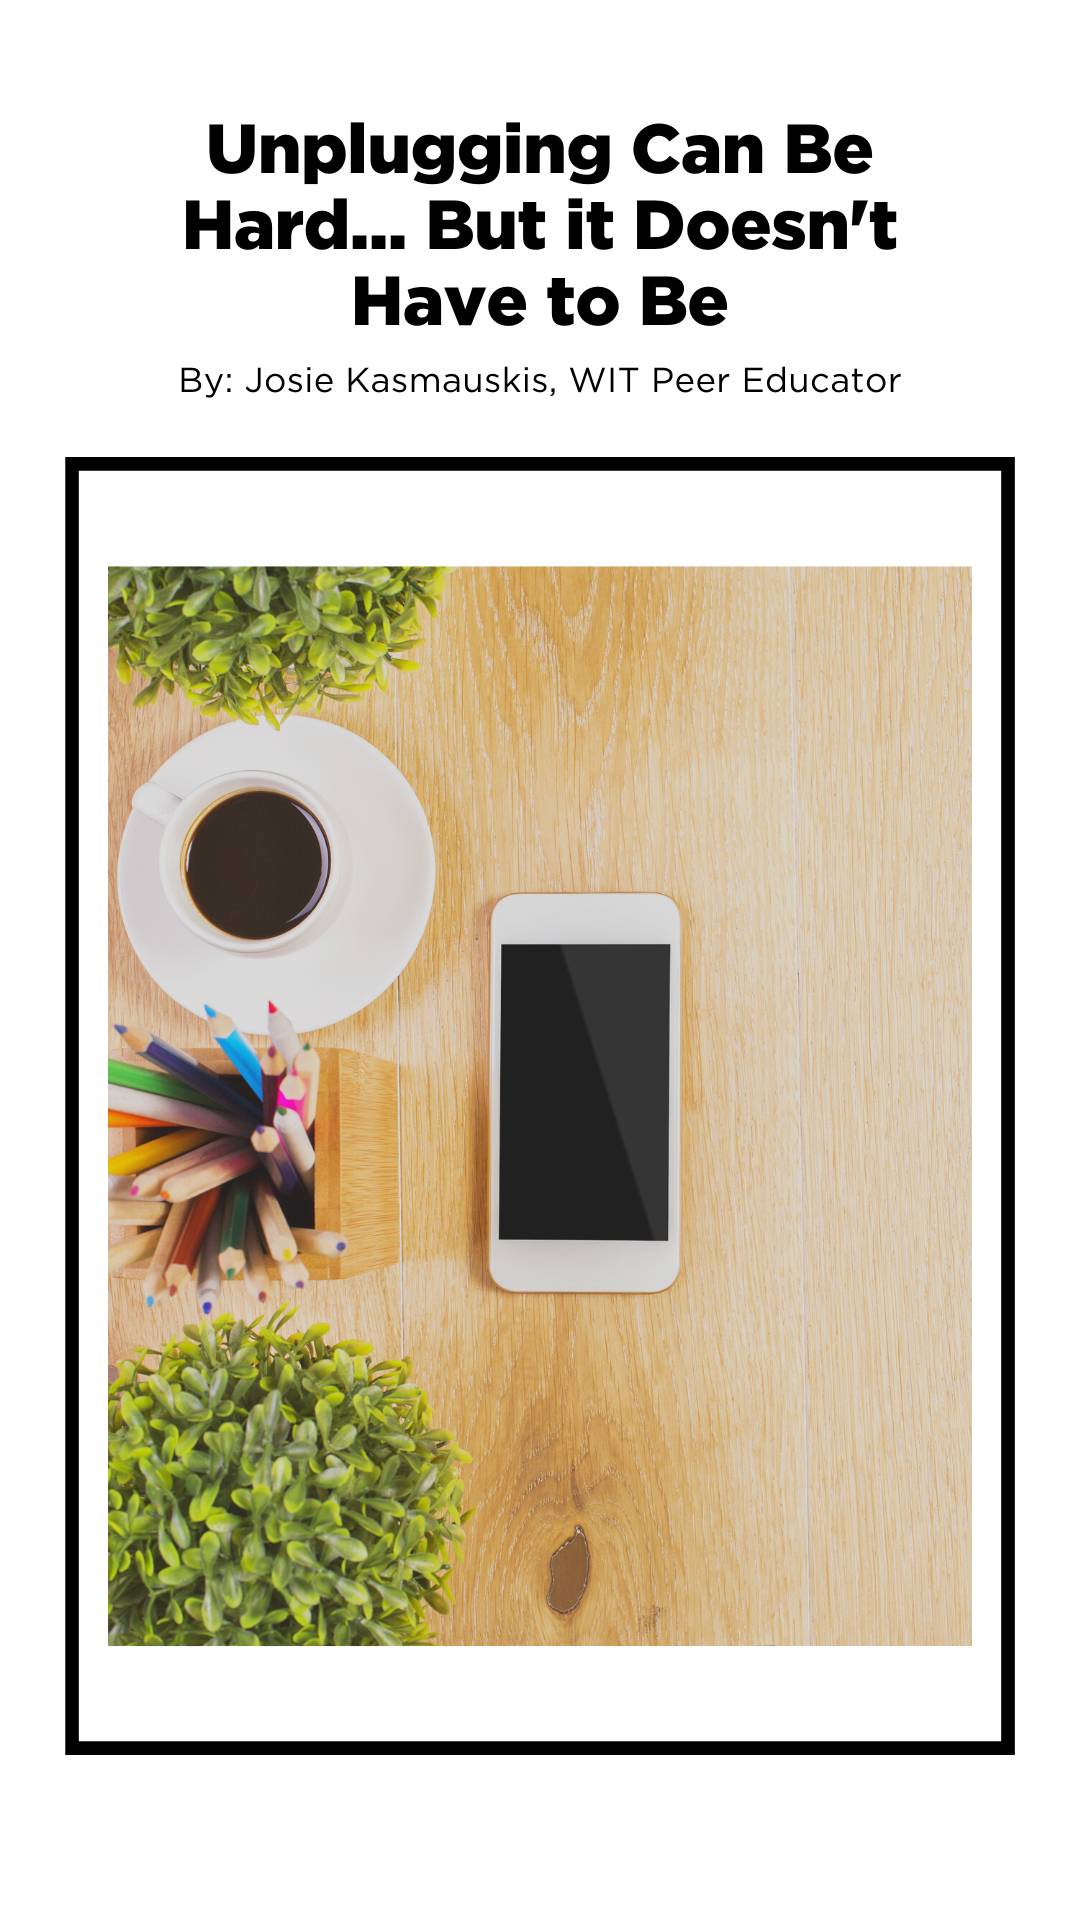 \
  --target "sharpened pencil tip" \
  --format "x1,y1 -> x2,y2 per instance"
268,1000 -> 278,1013
145,1296 -> 154,1307
115,1023 -> 128,1035
201,1301 -> 212,1314
204,1004 -> 217,1018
